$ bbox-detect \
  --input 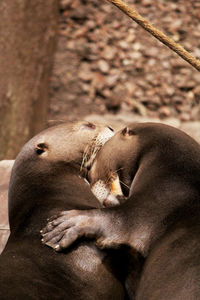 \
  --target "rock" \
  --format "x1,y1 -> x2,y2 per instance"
101,46 -> 117,60
159,106 -> 171,118
105,74 -> 119,87
118,40 -> 129,50
74,27 -> 88,38
92,72 -> 106,90
101,88 -> 112,98
97,59 -> 110,73
60,0 -> 73,10
78,63 -> 93,81
144,47 -> 159,57
142,0 -> 152,6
